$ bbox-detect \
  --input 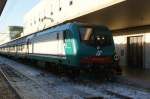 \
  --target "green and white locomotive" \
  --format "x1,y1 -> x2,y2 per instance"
0,22 -> 121,77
